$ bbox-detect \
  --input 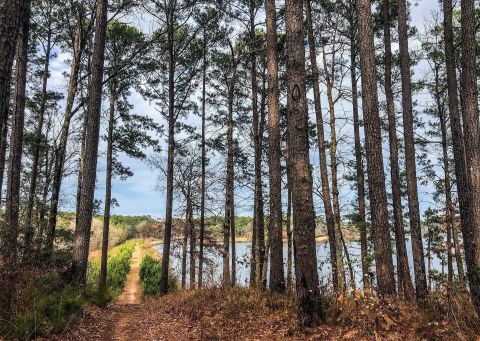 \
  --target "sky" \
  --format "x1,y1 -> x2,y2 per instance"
52,0 -> 441,219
